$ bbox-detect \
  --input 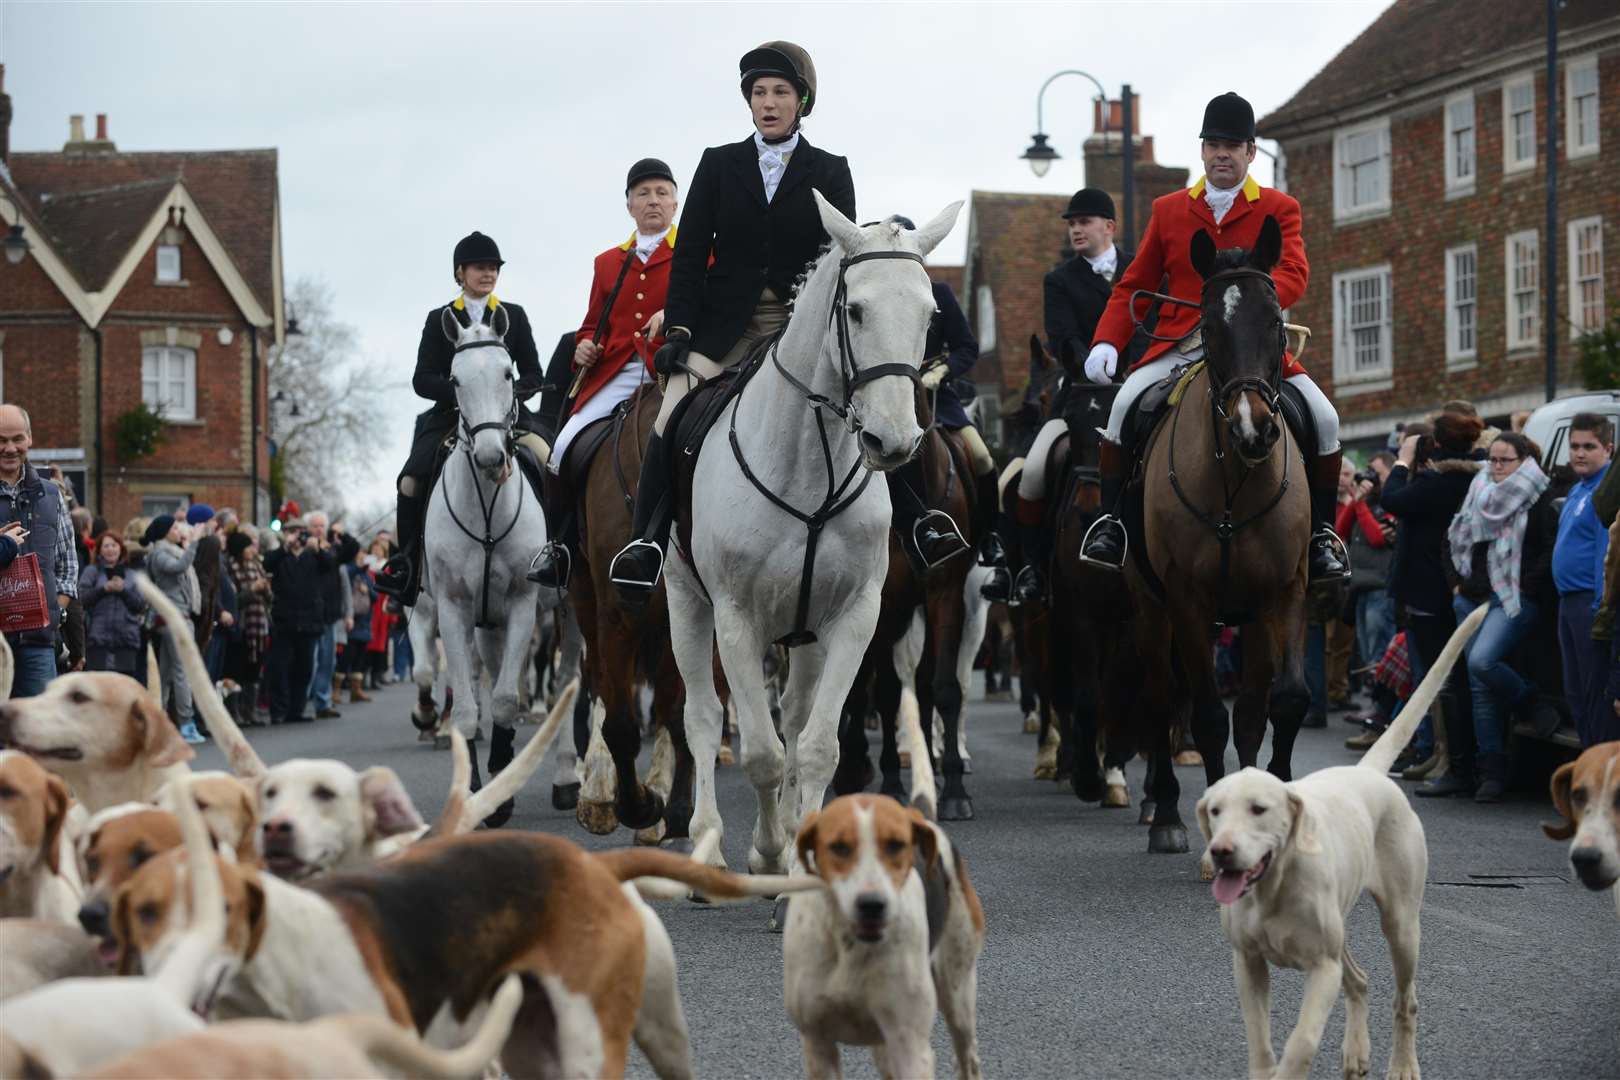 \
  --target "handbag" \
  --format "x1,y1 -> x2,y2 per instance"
0,551 -> 53,633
